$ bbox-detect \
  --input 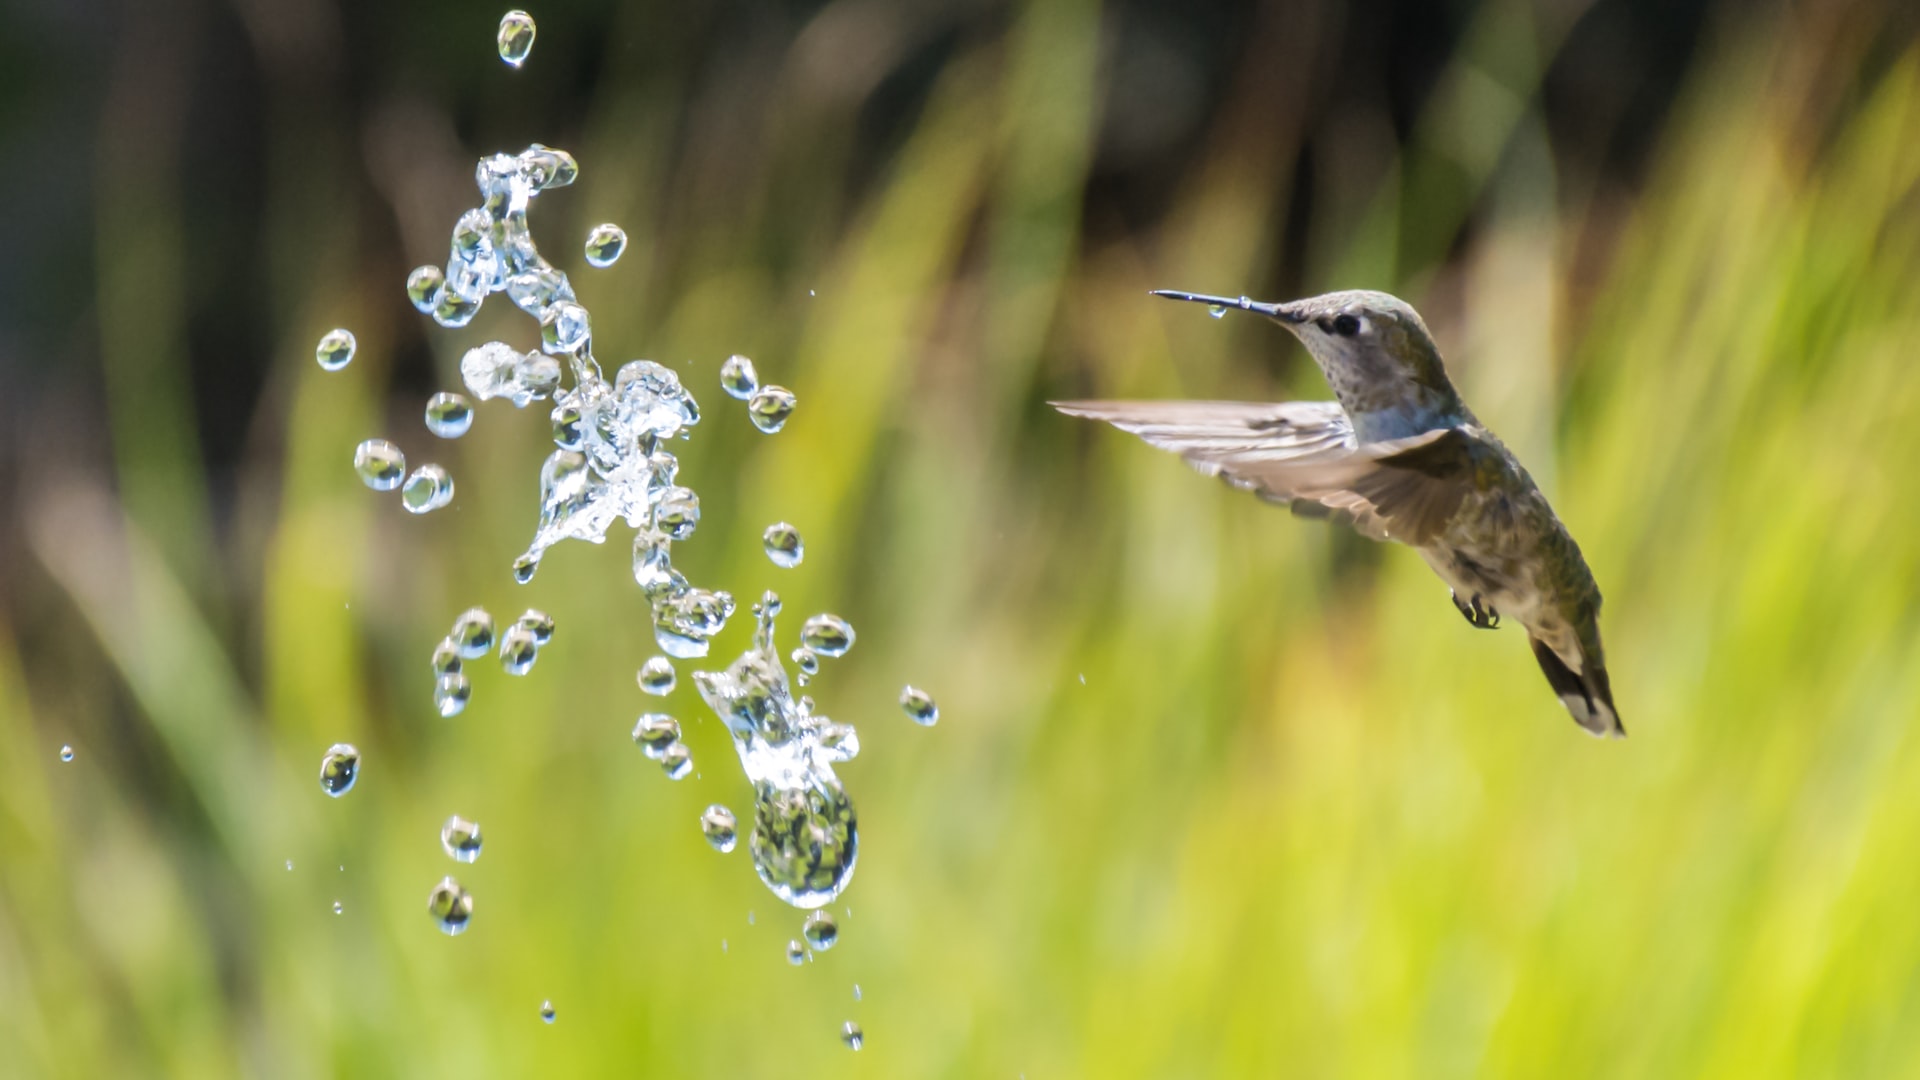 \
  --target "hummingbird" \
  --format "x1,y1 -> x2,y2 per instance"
1053,289 -> 1621,737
